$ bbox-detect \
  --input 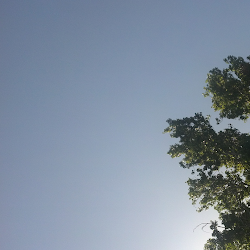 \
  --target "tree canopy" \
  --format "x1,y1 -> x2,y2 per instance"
204,55 -> 250,121
164,56 -> 250,250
